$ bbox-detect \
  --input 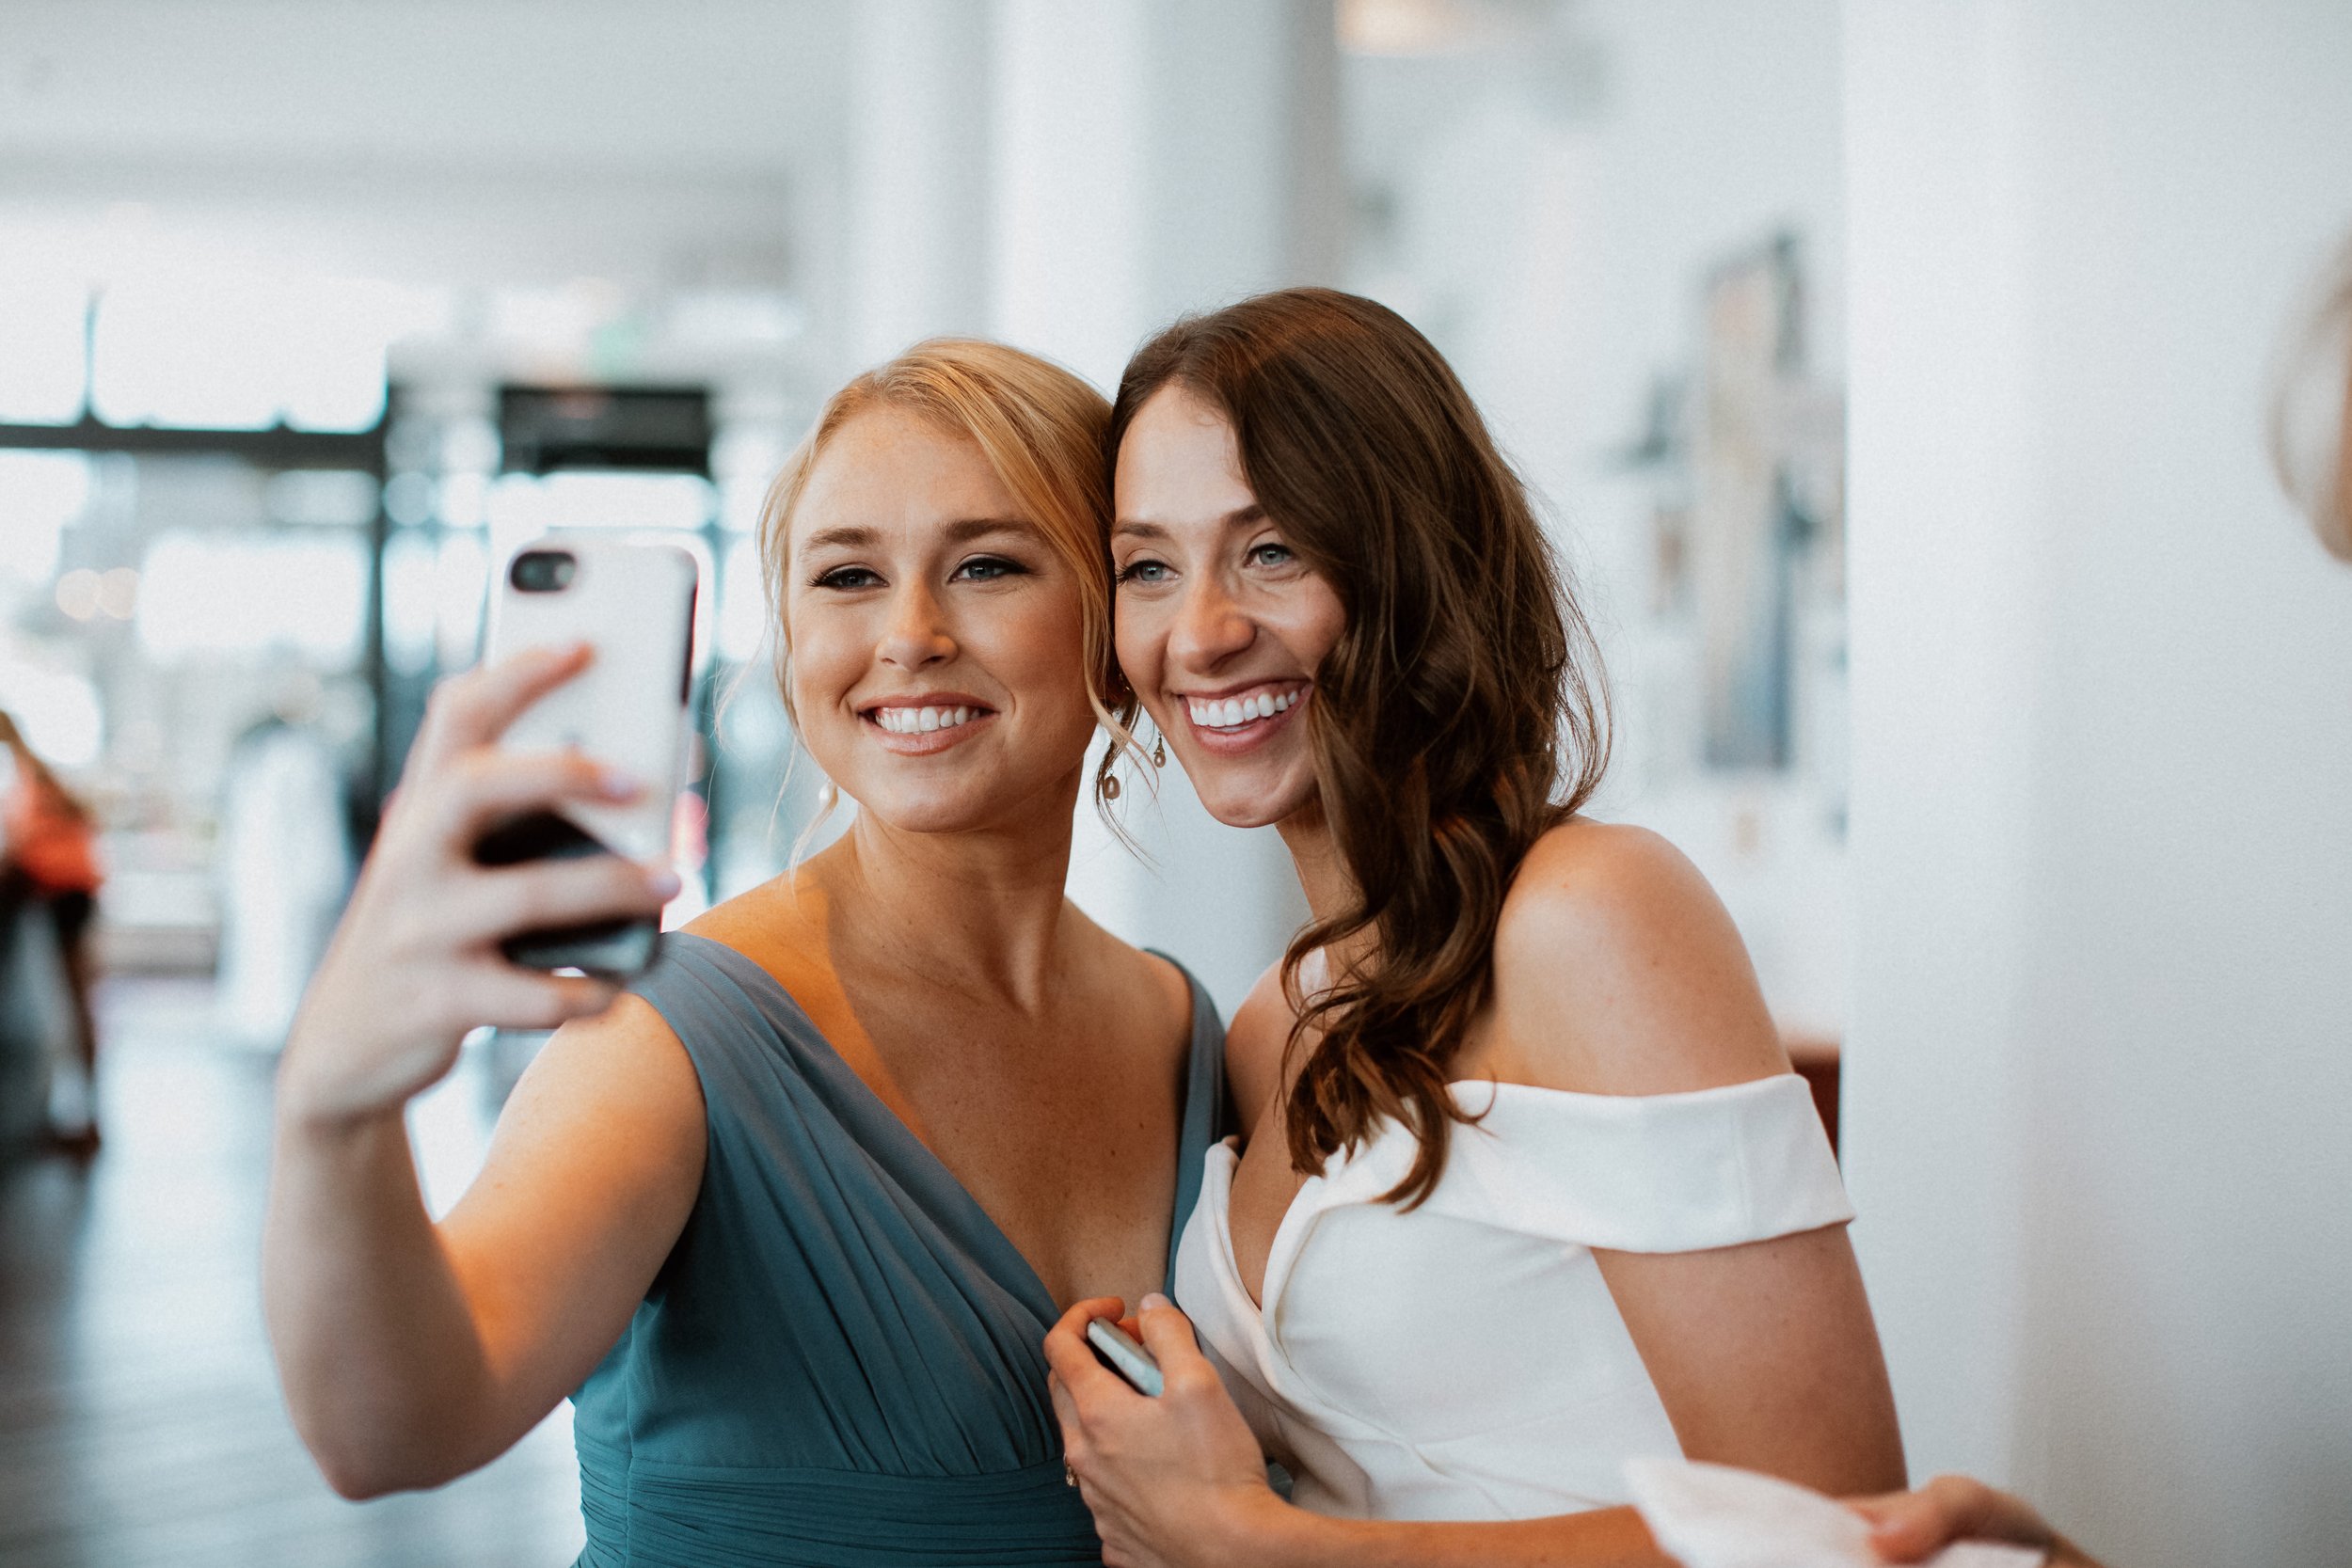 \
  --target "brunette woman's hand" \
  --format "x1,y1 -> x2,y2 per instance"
278,644 -> 679,1130
1851,1475 -> 2105,1566
1045,1293 -> 1288,1568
